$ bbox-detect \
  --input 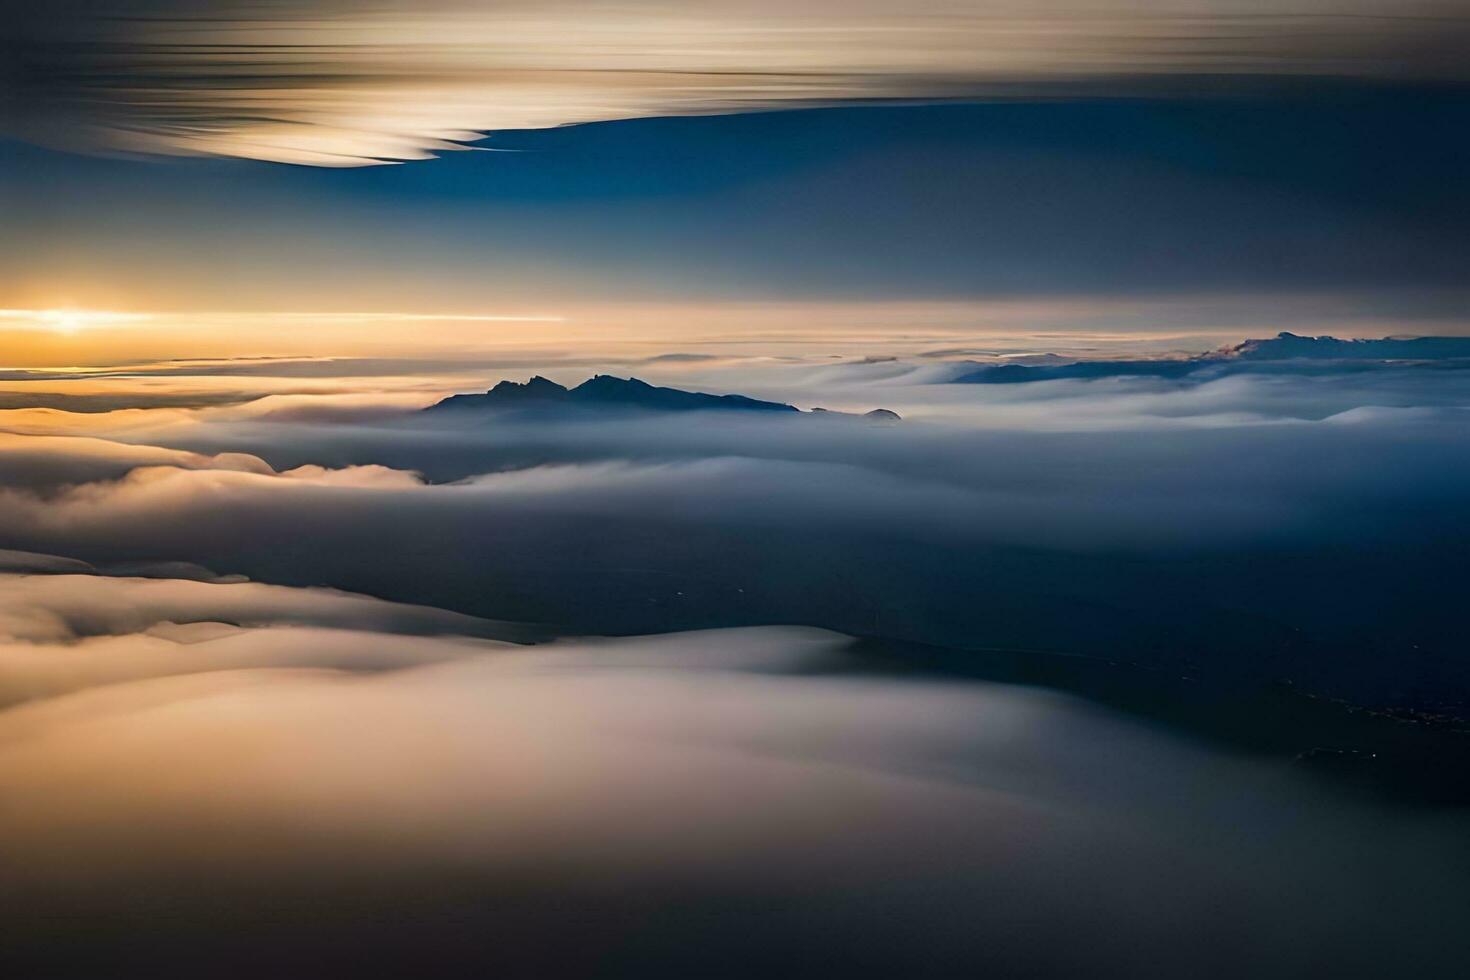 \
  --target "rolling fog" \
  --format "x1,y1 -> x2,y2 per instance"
0,347 -> 1468,975
0,572 -> 1466,977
